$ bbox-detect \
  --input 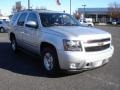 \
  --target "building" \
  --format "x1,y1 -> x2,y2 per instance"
78,8 -> 111,23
